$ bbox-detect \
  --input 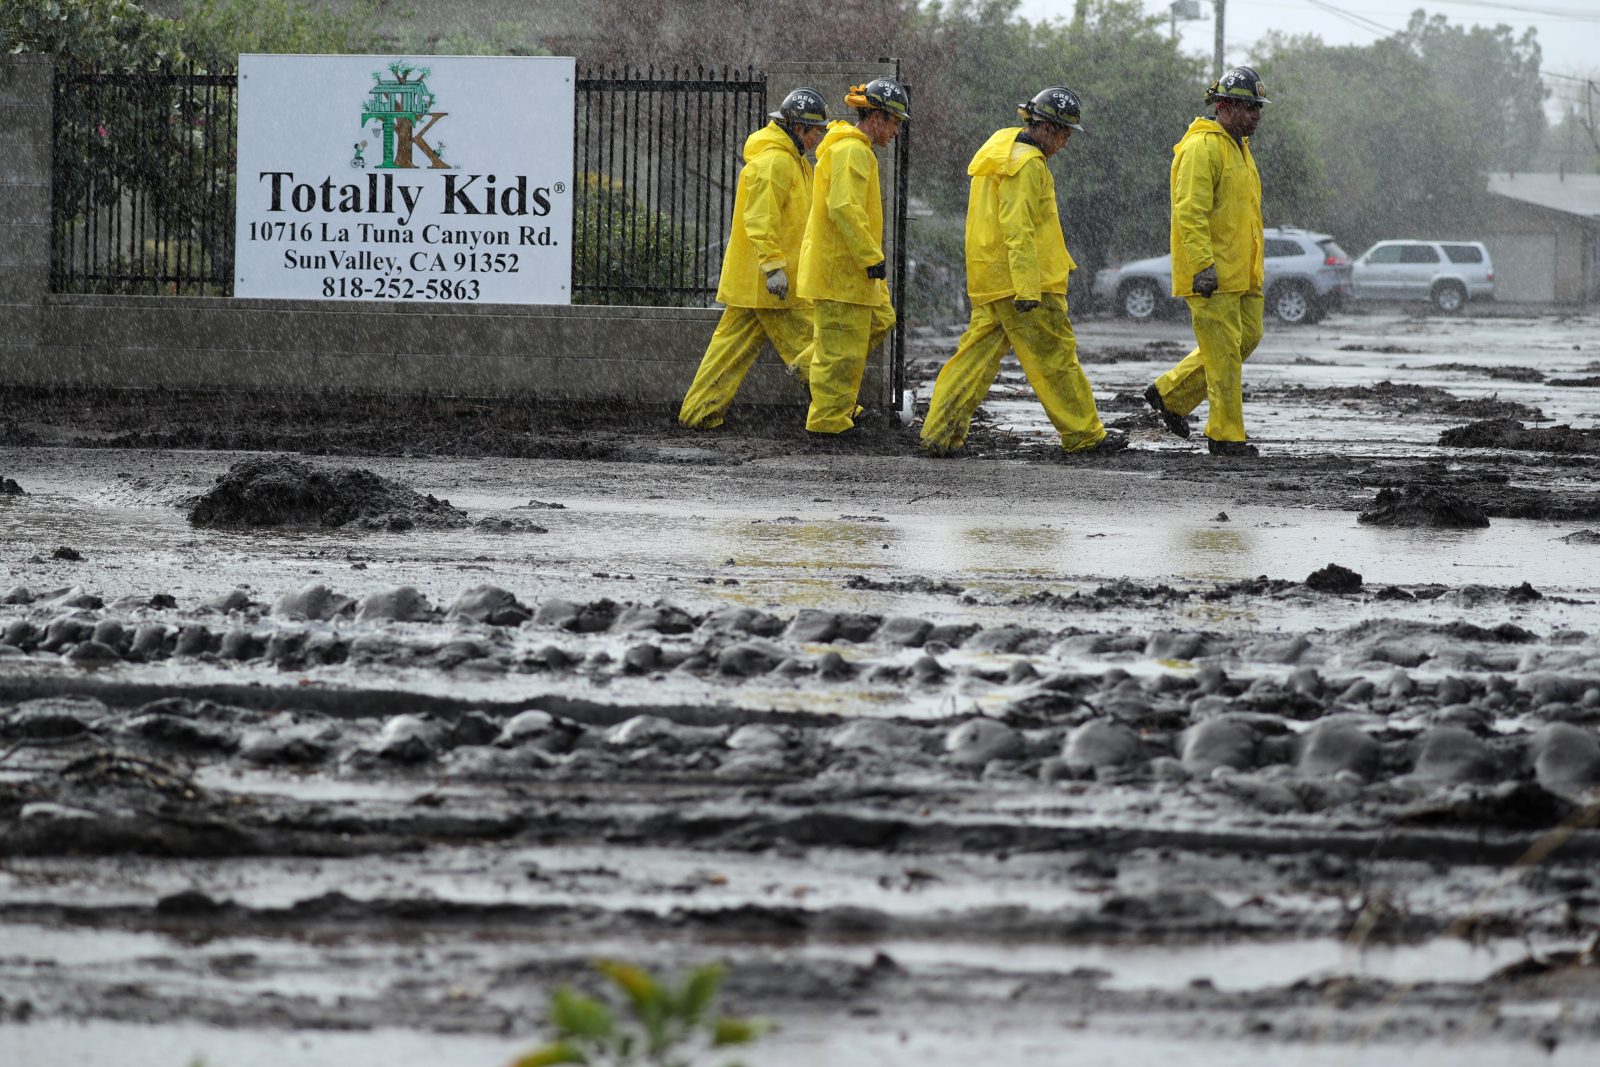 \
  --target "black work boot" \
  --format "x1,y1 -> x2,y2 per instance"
1206,437 -> 1259,458
1144,383 -> 1191,439
1082,431 -> 1129,455
806,408 -> 882,447
806,424 -> 868,447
